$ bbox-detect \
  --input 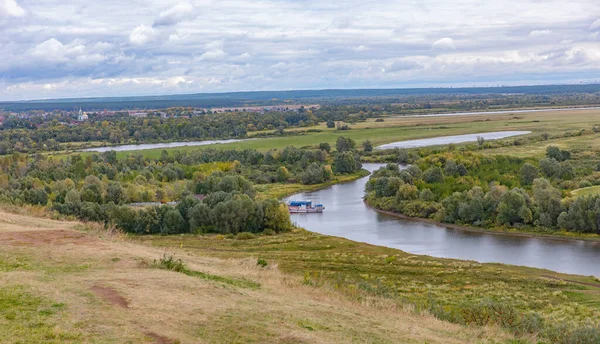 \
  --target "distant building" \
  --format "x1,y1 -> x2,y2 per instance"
77,108 -> 88,121
130,112 -> 148,118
